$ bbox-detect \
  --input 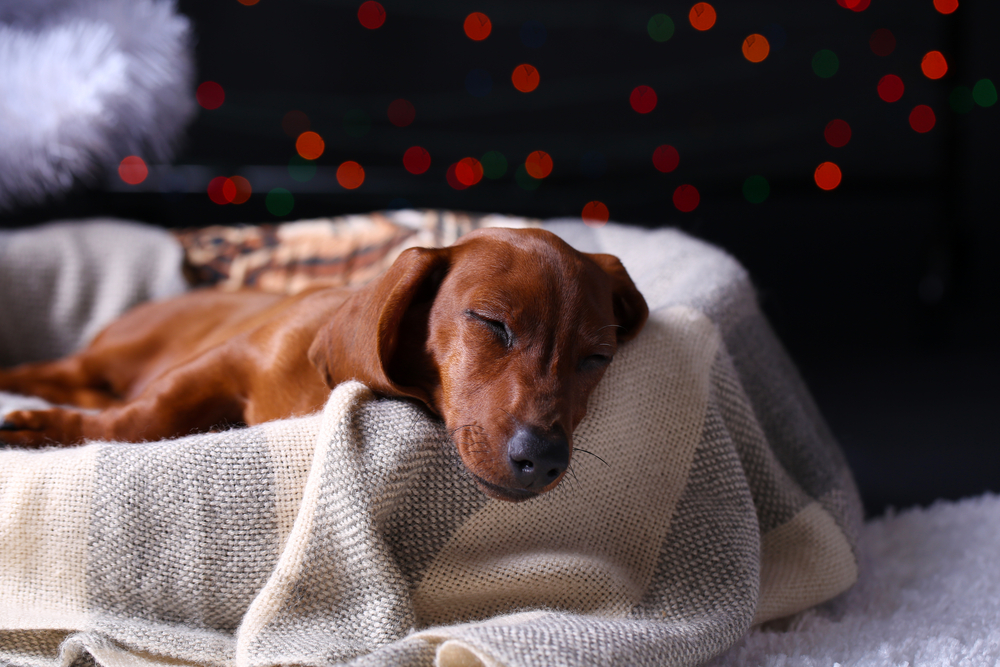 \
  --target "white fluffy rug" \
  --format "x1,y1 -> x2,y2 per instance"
0,0 -> 194,209
711,493 -> 1000,666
